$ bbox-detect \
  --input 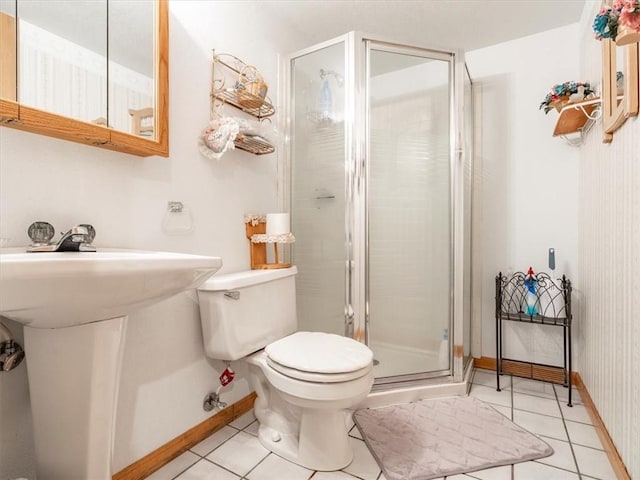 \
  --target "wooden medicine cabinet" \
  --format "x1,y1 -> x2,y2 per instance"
0,0 -> 168,157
